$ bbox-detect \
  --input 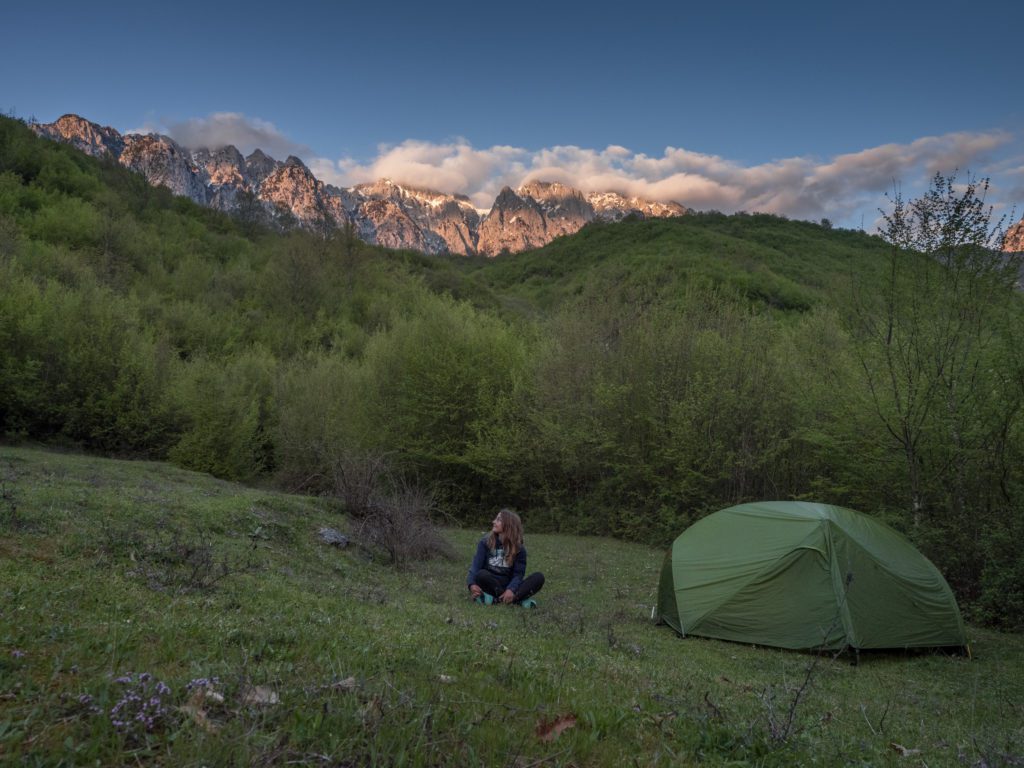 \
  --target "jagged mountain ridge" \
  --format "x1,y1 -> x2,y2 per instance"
33,114 -> 691,256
